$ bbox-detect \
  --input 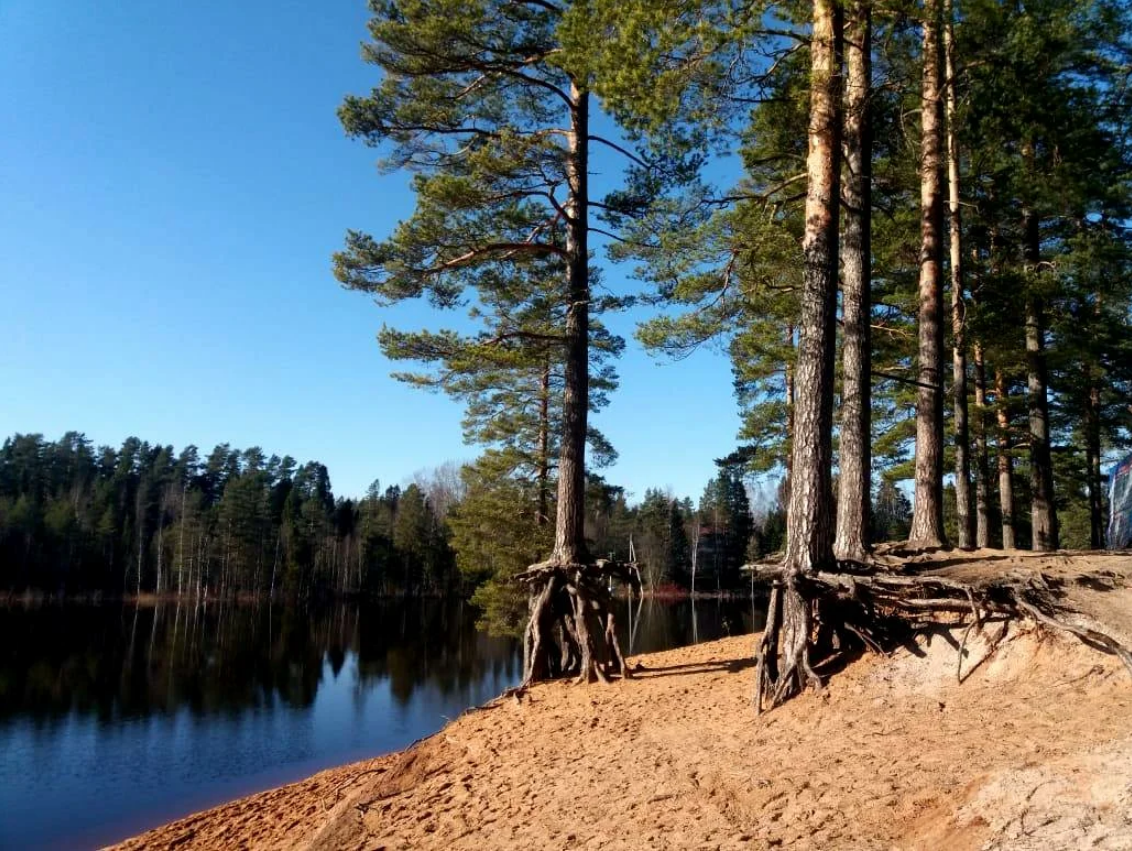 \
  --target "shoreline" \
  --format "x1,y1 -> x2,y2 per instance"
109,552 -> 1132,850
